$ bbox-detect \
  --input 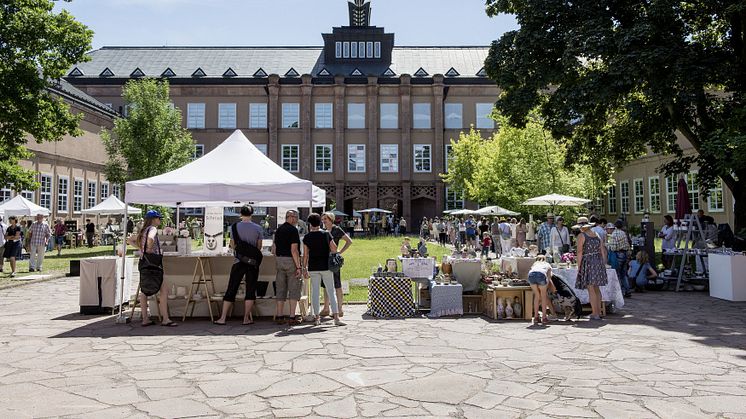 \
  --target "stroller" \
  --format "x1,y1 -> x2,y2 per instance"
549,275 -> 583,320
